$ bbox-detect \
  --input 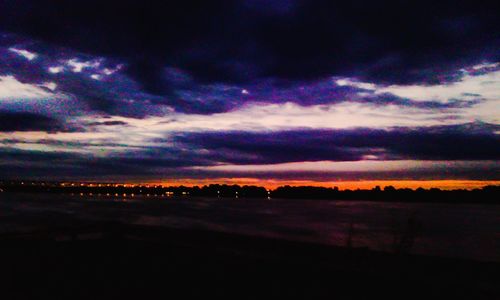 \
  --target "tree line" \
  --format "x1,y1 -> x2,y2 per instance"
0,181 -> 499,203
